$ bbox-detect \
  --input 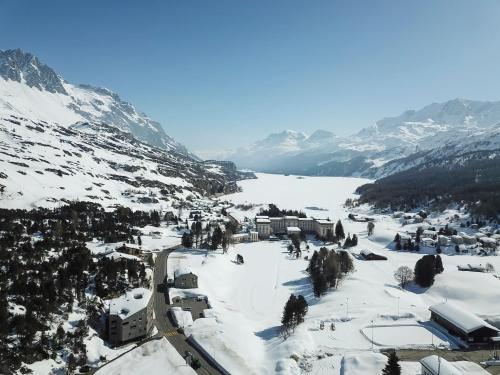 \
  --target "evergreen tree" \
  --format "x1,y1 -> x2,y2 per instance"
313,272 -> 327,297
335,220 -> 345,240
382,350 -> 401,375
181,232 -> 193,248
414,255 -> 436,287
434,254 -> 444,274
